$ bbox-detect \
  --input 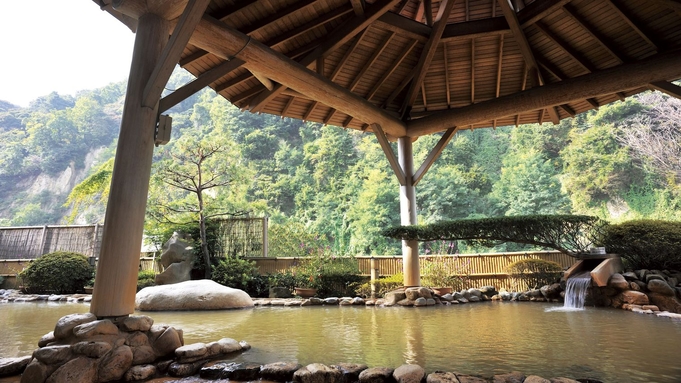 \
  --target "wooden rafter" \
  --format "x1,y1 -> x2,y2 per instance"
383,72 -> 414,109
282,96 -> 296,115
497,0 -> 560,124
493,34 -> 504,128
248,0 -> 401,112
444,42 -> 451,105
349,32 -> 395,91
181,0 -> 317,67
471,38 -> 475,103
515,63 -> 528,126
350,0 -> 365,15
424,0 -> 434,26
649,0 -> 681,15
330,31 -> 369,82
407,50 -> 681,136
604,0 -> 659,52
159,58 -> 244,113
401,0 -> 457,118
534,22 -> 595,73
561,4 -> 626,64
367,40 -> 417,100
325,31 -> 393,124
518,0 -> 572,27
142,0 -> 211,108
303,101 -> 318,120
